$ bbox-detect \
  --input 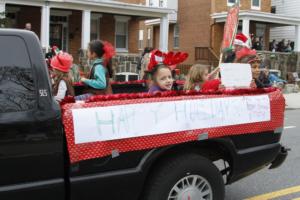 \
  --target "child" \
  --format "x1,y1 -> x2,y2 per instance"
248,56 -> 270,88
147,50 -> 189,94
148,64 -> 174,93
51,52 -> 75,102
80,40 -> 114,96
184,64 -> 209,91
184,64 -> 221,91
234,47 -> 269,88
